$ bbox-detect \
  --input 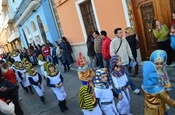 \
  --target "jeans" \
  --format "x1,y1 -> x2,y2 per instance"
96,53 -> 104,68
46,55 -> 53,63
124,65 -> 137,91
104,59 -> 110,71
89,56 -> 97,69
